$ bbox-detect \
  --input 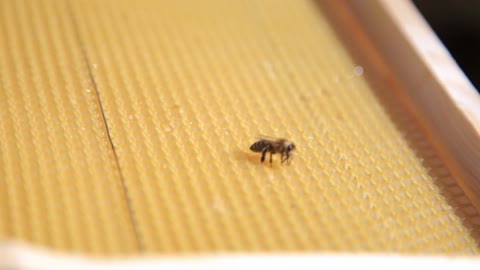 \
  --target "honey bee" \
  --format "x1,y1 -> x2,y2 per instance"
250,136 -> 296,165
